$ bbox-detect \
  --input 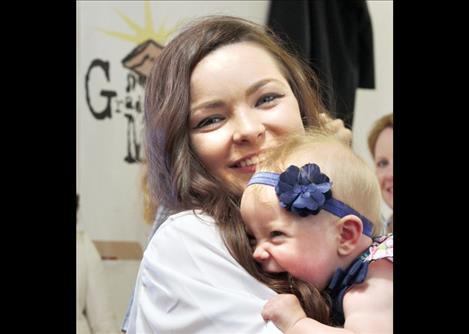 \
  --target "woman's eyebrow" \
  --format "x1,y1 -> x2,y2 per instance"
191,78 -> 285,113
245,78 -> 284,97
191,100 -> 225,113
